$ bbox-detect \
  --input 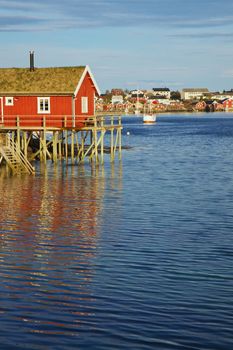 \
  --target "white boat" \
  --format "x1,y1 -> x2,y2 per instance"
143,113 -> 156,124
143,103 -> 156,123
